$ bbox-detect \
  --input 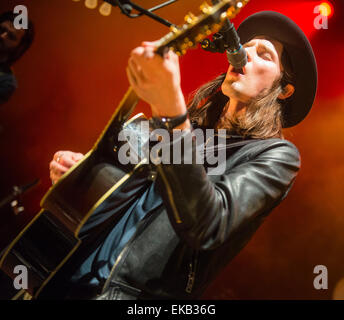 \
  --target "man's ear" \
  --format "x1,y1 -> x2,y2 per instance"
278,84 -> 295,100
